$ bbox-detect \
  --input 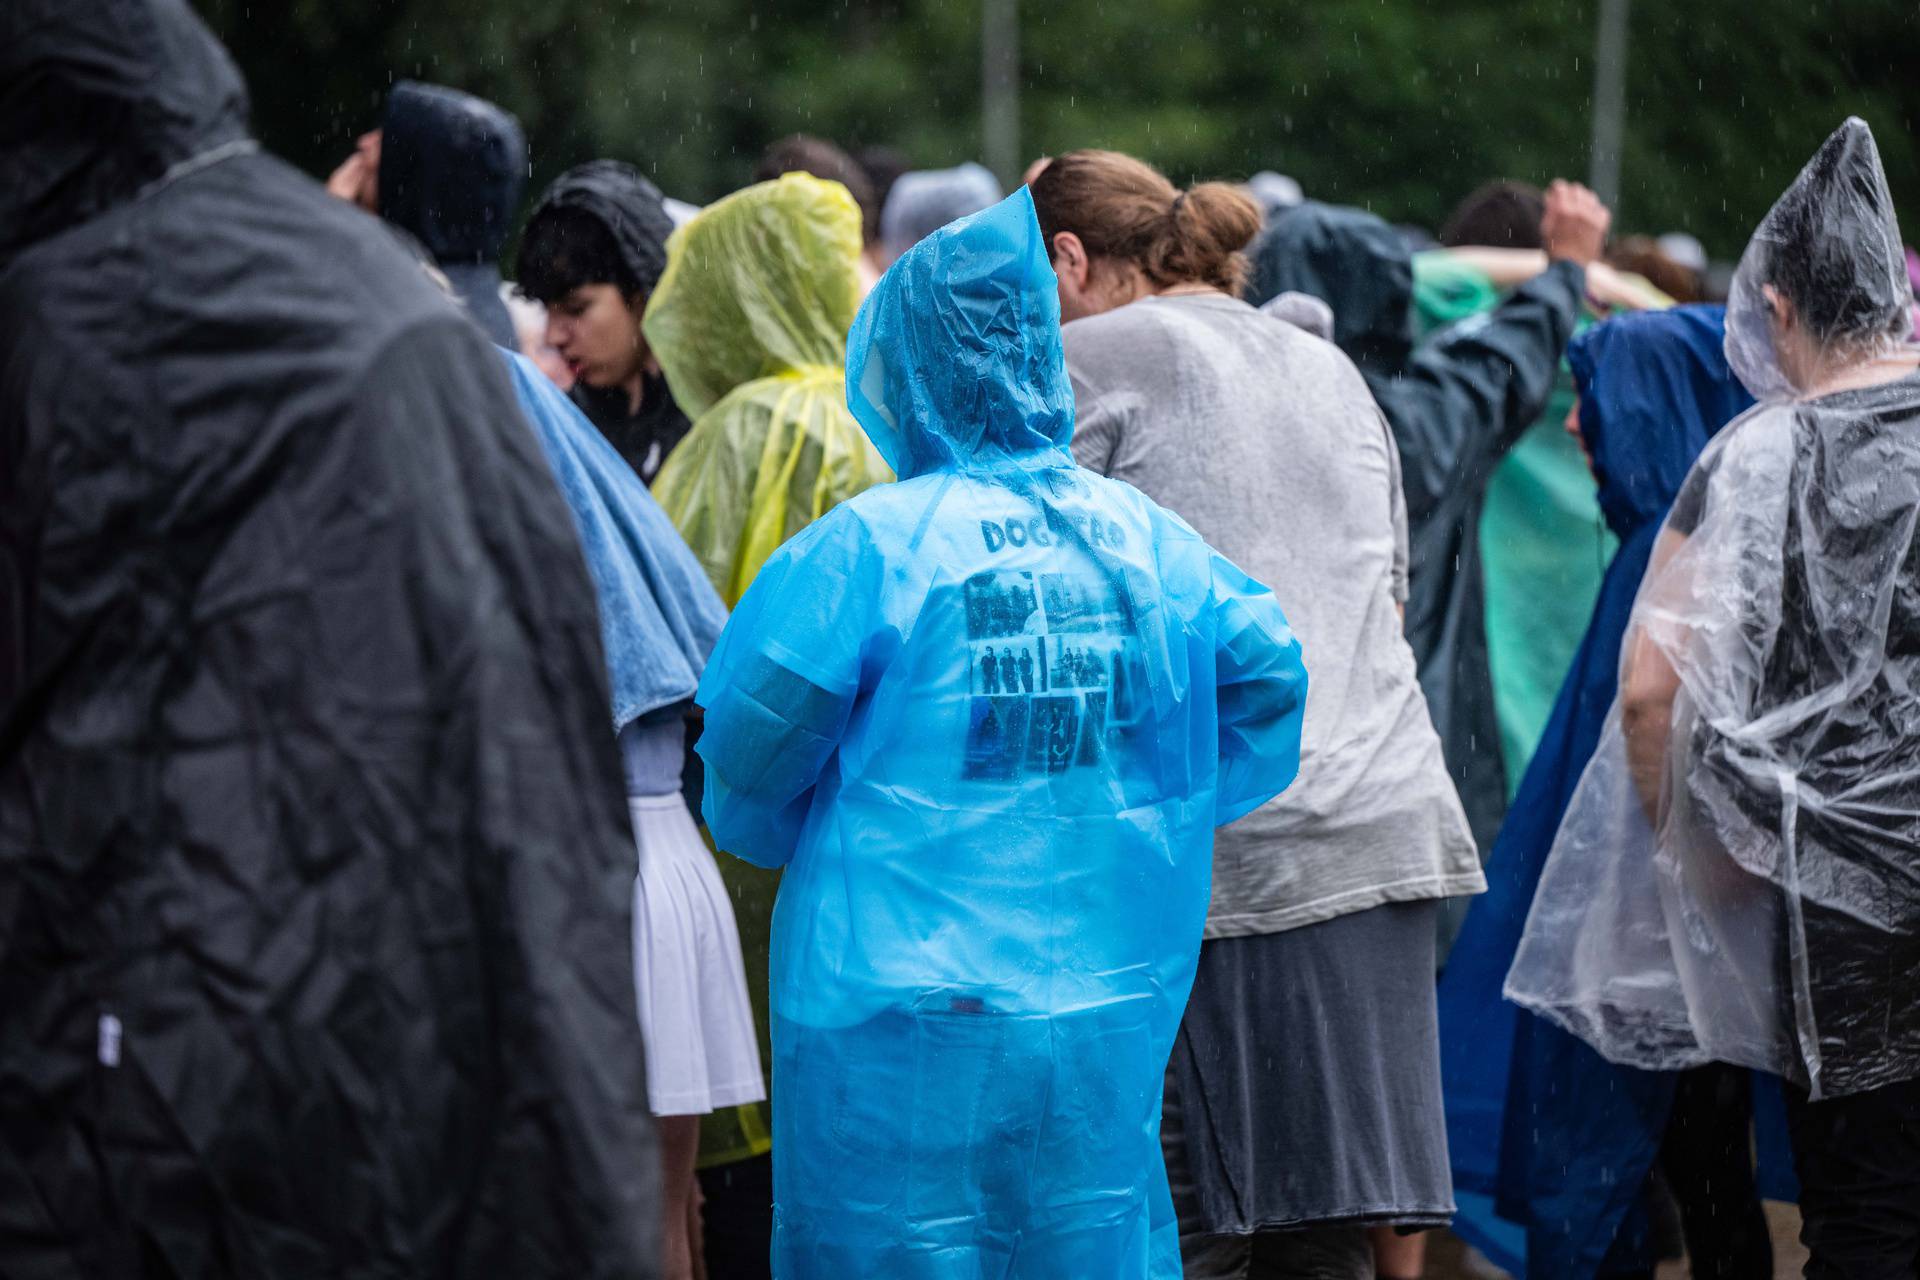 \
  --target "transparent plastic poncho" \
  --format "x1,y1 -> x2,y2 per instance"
694,189 -> 1309,1277
1506,119 -> 1920,1099
644,172 -> 892,606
